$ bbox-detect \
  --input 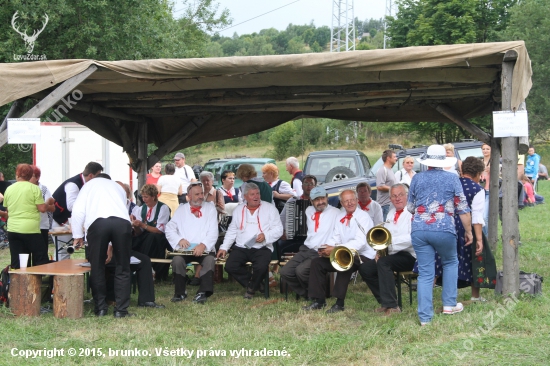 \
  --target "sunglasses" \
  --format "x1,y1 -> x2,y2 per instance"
189,182 -> 203,187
